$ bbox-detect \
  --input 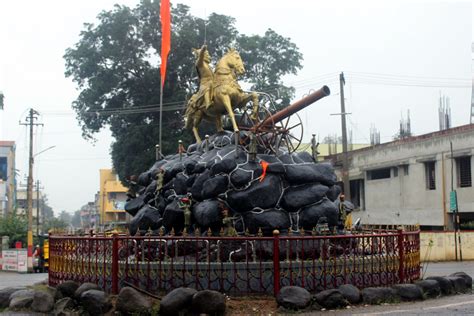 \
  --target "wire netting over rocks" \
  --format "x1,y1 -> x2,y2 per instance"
125,131 -> 339,236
